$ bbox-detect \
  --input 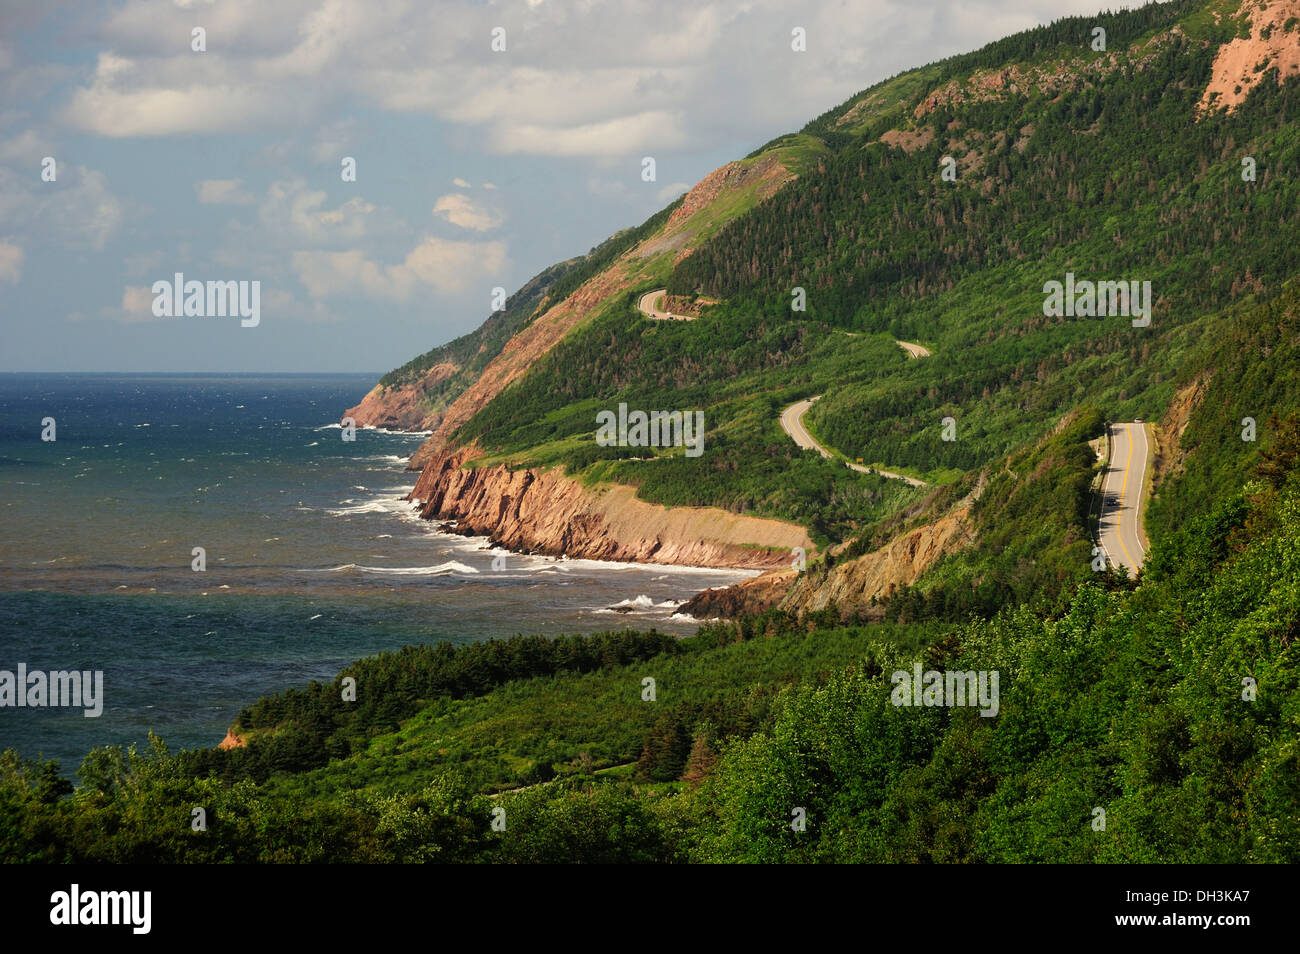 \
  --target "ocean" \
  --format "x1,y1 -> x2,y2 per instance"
0,374 -> 752,775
